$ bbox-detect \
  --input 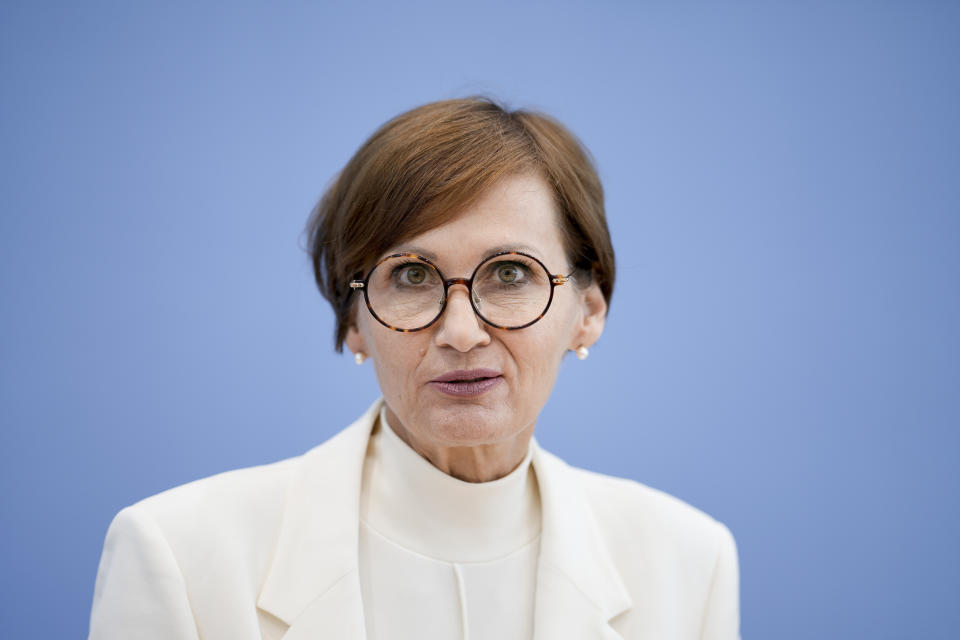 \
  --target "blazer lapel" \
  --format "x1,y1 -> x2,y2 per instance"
531,442 -> 634,640
257,399 -> 382,640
